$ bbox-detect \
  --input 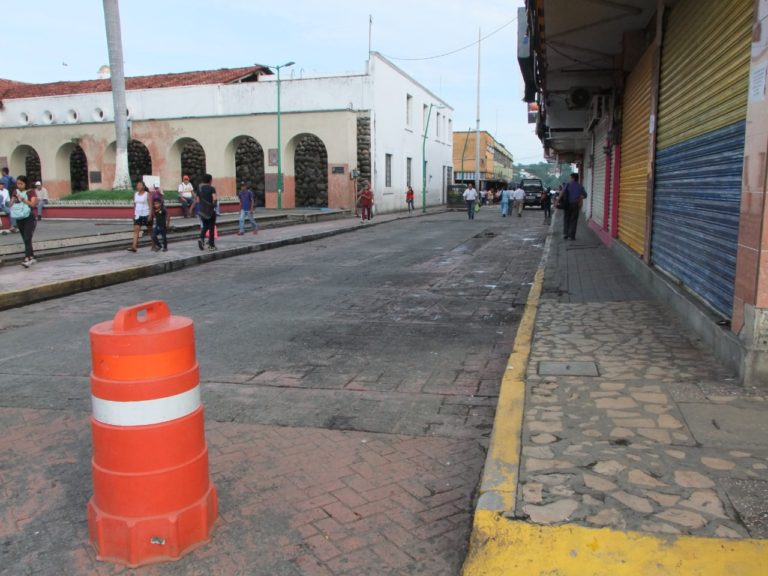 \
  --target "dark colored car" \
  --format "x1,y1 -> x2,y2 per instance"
521,178 -> 545,207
